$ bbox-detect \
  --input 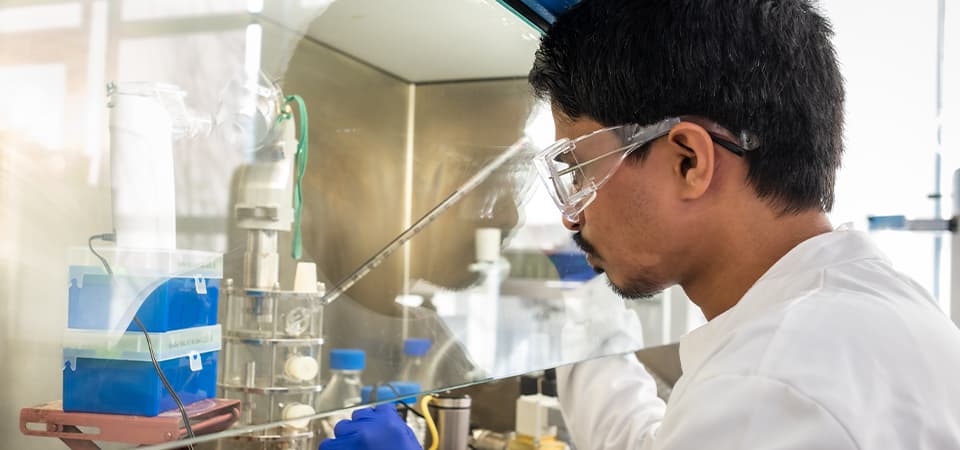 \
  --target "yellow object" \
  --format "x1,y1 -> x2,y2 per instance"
420,395 -> 439,450
507,434 -> 567,450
